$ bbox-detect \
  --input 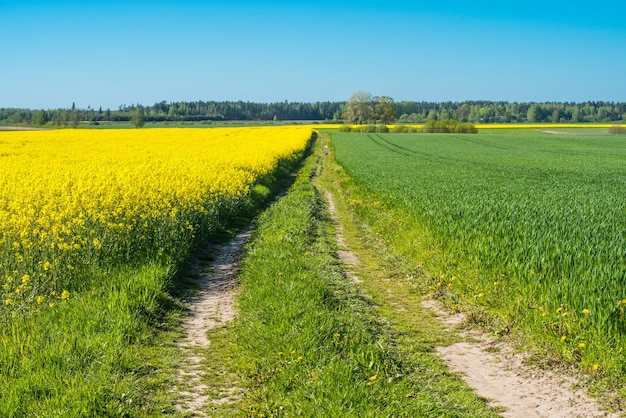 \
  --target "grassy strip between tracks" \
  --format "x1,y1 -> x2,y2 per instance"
205,142 -> 499,417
